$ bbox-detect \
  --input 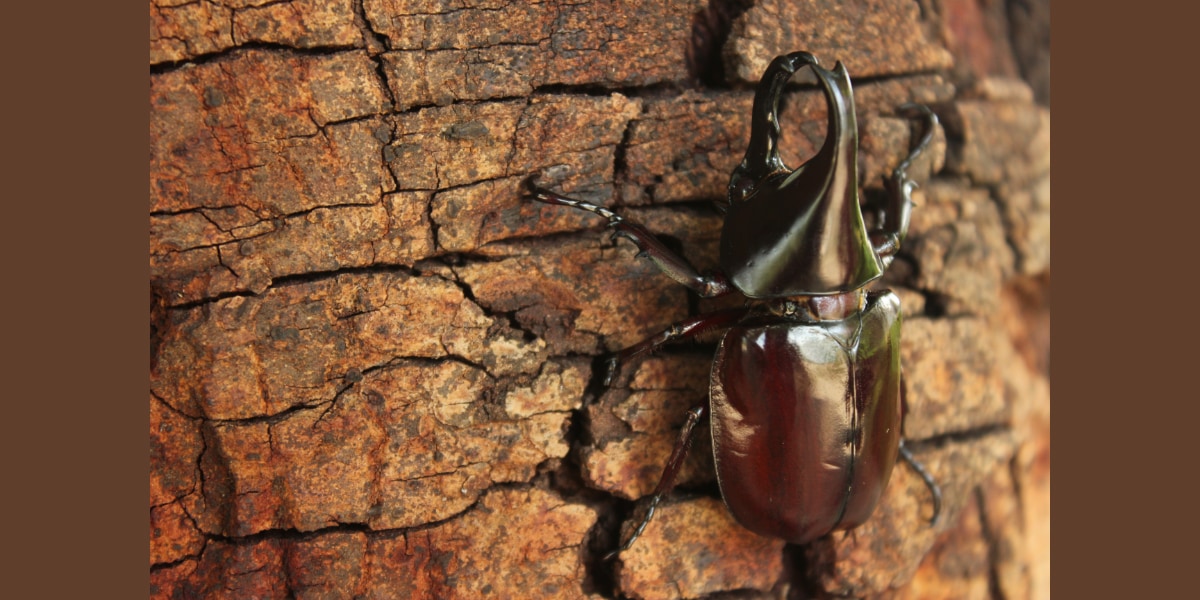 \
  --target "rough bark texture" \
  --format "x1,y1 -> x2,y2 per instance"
151,1 -> 1049,598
